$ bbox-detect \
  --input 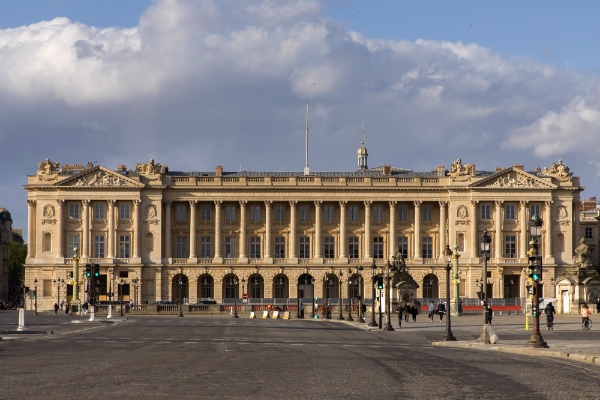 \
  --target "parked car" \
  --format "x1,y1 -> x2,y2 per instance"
0,300 -> 6,310
154,300 -> 177,305
198,300 -> 217,305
